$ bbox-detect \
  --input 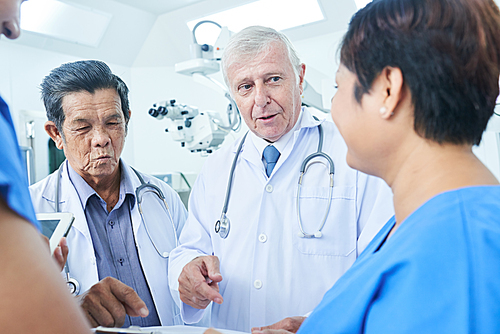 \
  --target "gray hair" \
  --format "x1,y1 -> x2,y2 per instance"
221,26 -> 302,92
40,60 -> 130,138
